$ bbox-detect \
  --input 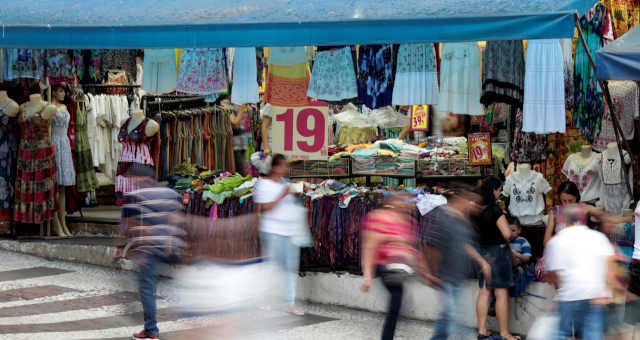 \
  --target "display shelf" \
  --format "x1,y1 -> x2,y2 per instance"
288,158 -> 350,178
351,156 -> 416,178
416,158 -> 493,178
